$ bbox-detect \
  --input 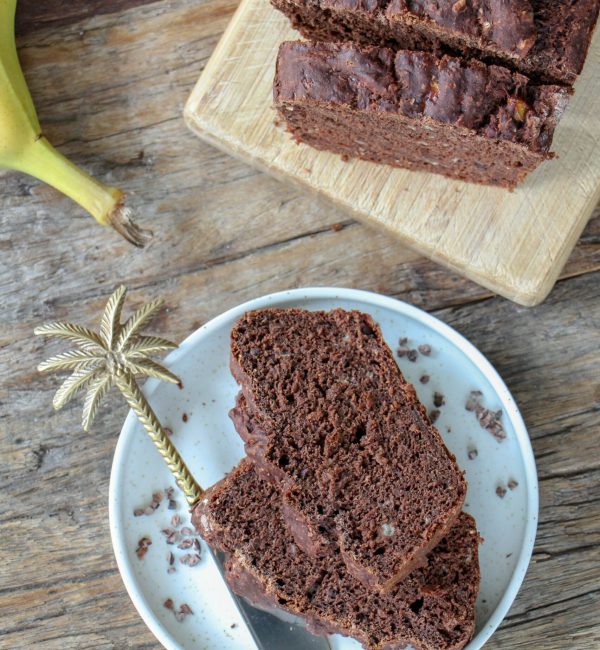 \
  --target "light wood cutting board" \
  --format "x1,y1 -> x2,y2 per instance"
184,0 -> 600,305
